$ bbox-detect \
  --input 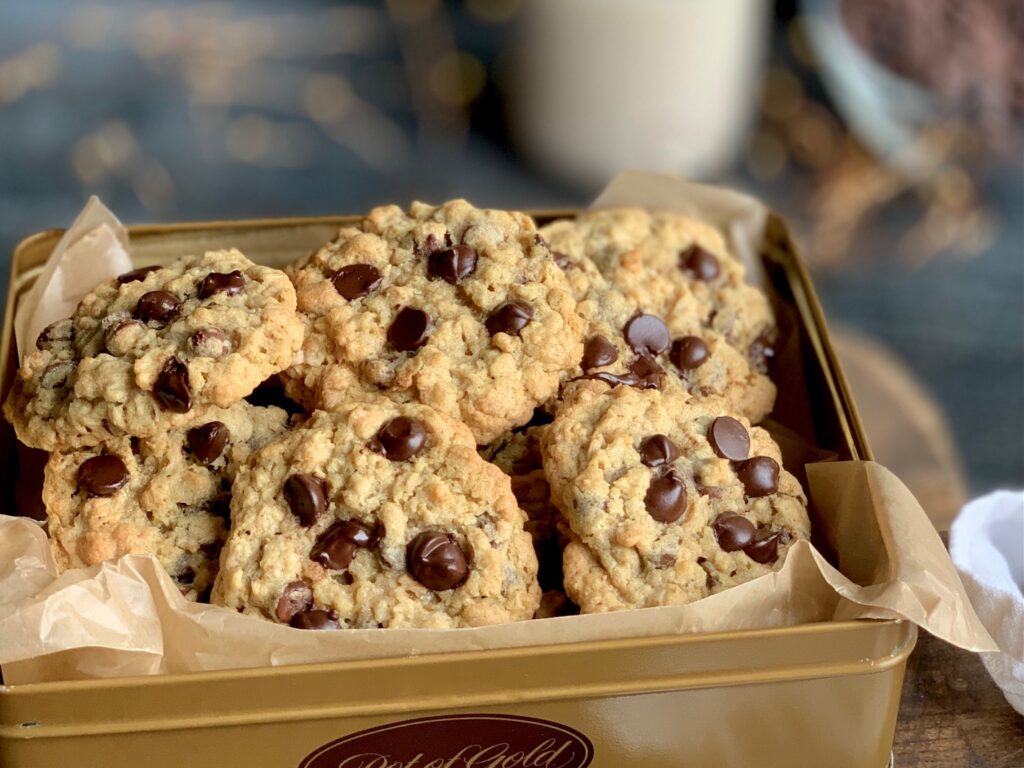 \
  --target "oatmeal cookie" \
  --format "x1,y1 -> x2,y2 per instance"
5,249 -> 303,450
212,402 -> 540,629
541,383 -> 809,613
43,402 -> 290,600
284,200 -> 585,444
